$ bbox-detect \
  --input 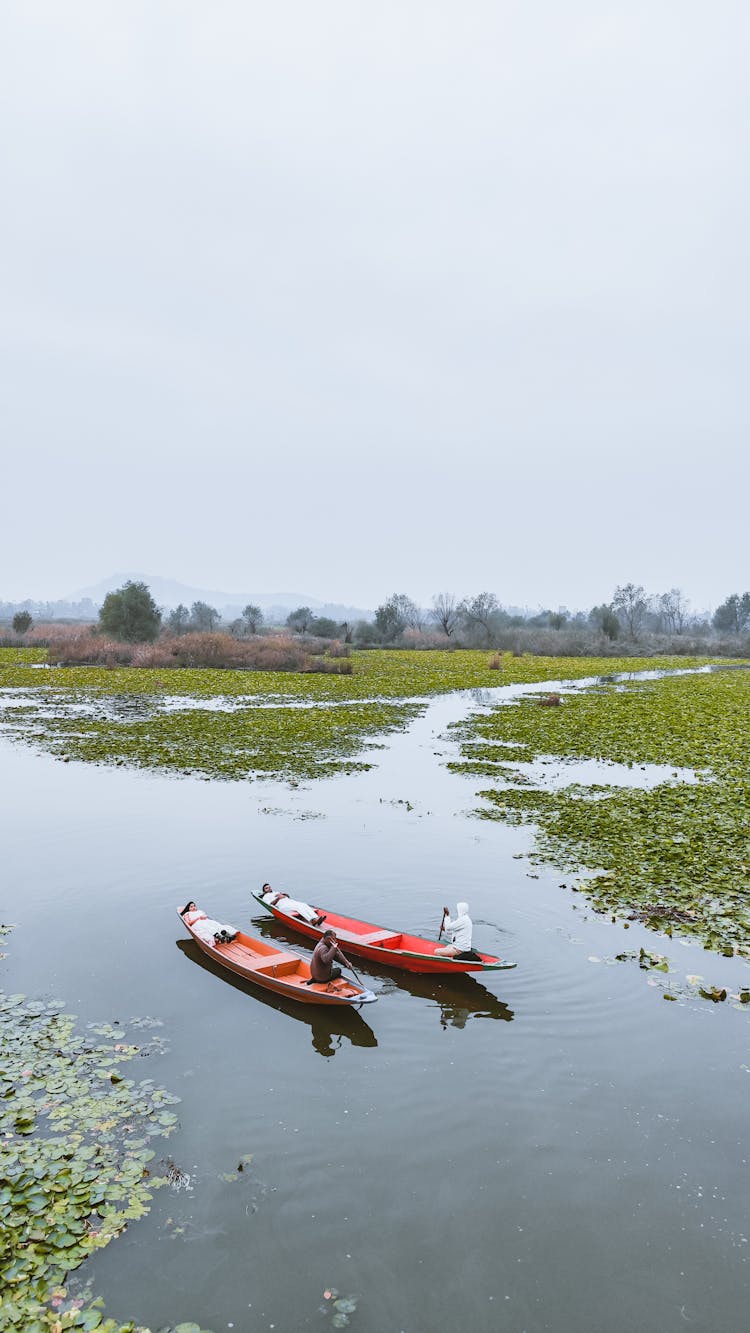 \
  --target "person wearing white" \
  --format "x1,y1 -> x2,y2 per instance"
435,901 -> 473,957
191,914 -> 226,944
259,884 -> 324,926
180,902 -> 238,945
